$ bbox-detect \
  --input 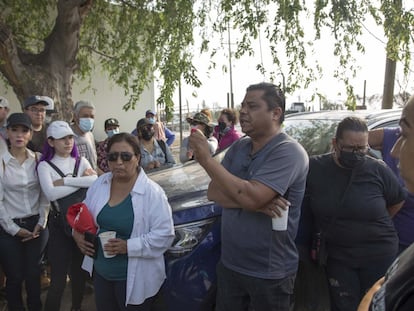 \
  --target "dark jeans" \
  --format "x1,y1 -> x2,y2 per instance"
326,256 -> 395,311
44,216 -> 87,311
93,271 -> 162,311
0,217 -> 48,311
398,243 -> 411,256
216,261 -> 295,311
